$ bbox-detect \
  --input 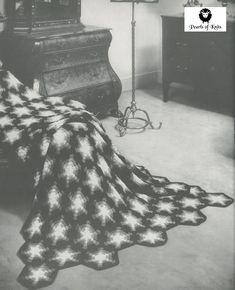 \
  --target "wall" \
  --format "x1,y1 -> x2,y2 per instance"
0,0 -> 232,90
